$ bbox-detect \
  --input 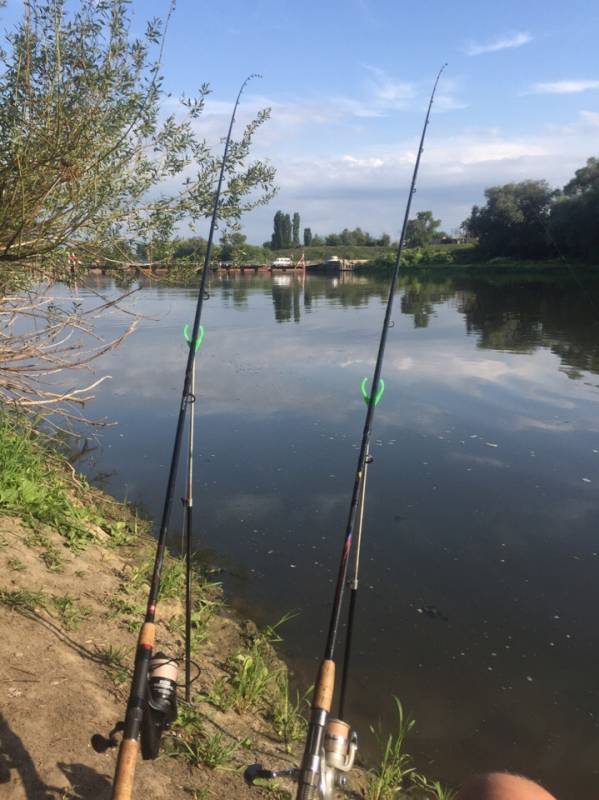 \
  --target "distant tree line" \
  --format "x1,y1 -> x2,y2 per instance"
267,209 -> 456,251
310,227 -> 392,248
132,207 -> 456,266
462,157 -> 599,260
268,211 -> 396,250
